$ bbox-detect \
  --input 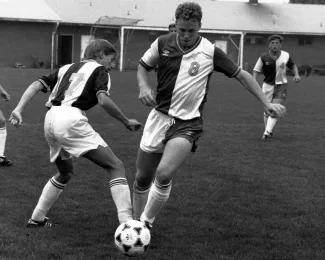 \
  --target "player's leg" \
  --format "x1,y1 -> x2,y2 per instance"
0,109 -> 11,166
141,137 -> 192,226
264,85 -> 287,139
133,149 -> 162,220
28,157 -> 73,227
261,83 -> 275,140
83,145 -> 133,223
